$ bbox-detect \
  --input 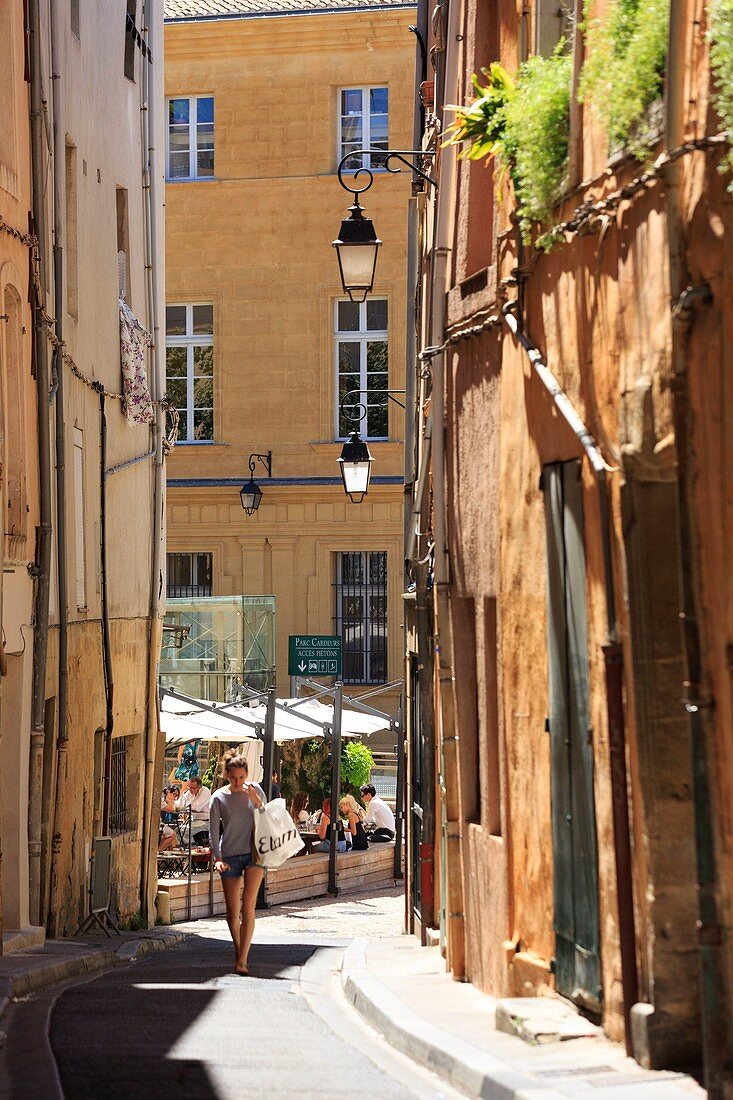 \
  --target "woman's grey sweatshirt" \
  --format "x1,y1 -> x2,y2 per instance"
209,784 -> 266,860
